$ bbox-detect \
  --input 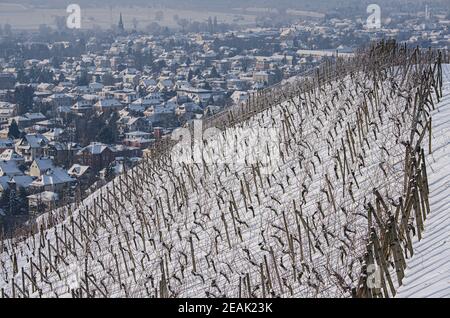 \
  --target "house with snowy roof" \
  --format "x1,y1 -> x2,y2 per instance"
231,90 -> 250,106
71,95 -> 97,114
36,83 -> 55,92
94,98 -> 123,112
175,102 -> 202,116
0,102 -> 16,126
0,160 -> 22,177
76,143 -> 115,173
123,131 -> 154,149
47,93 -> 74,108
117,116 -> 152,134
84,82 -> 101,93
15,134 -> 49,161
113,90 -> 138,104
123,74 -> 141,86
8,116 -> 30,129
43,142 -> 81,168
131,92 -> 163,108
9,175 -> 35,192
0,139 -> 15,153
42,128 -> 65,142
139,77 -> 157,89
23,113 -> 46,125
177,86 -> 216,105
157,78 -> 174,92
127,104 -> 146,114
29,158 -> 54,177
0,149 -> 25,164
29,167 -> 75,192
68,164 -> 93,188
68,164 -> 91,178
